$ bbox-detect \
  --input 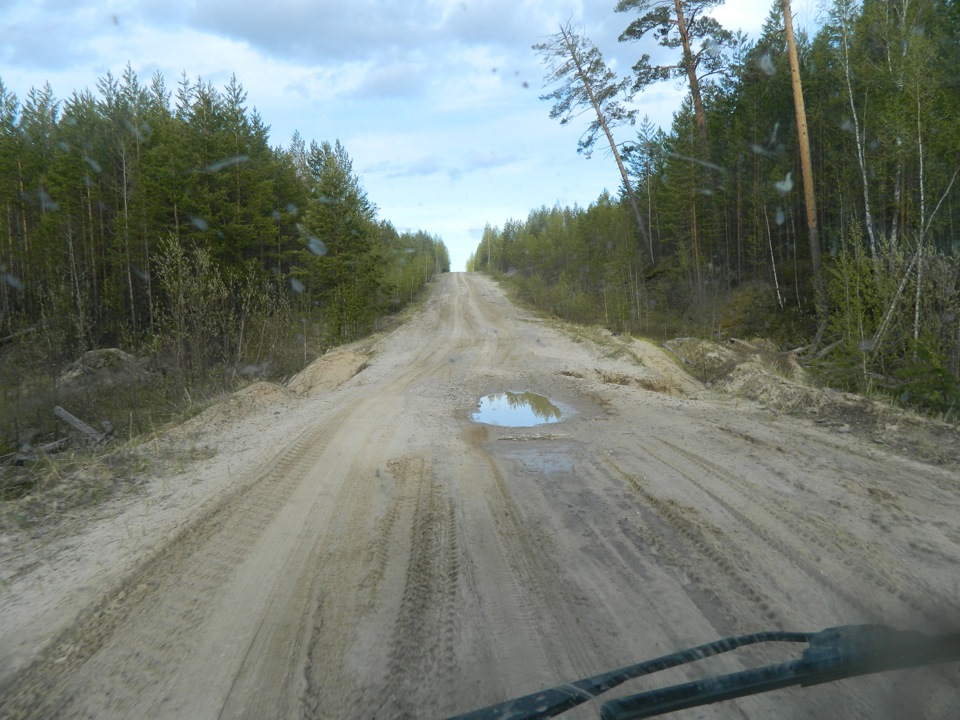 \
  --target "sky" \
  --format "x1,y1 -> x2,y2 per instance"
0,0 -> 820,271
